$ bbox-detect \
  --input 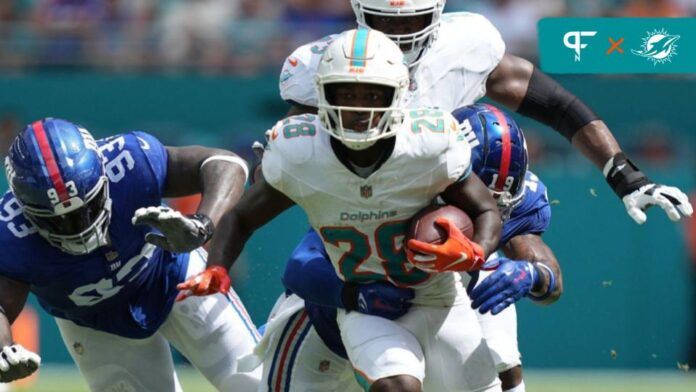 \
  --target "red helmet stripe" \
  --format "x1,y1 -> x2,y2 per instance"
32,120 -> 69,202
487,105 -> 512,191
